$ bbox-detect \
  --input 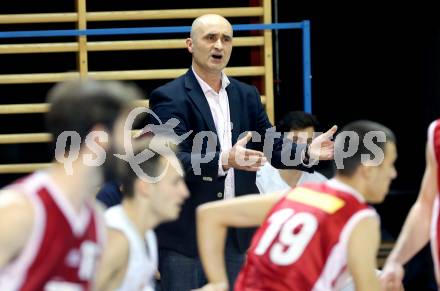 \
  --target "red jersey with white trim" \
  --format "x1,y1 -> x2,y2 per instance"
0,171 -> 104,291
428,120 -> 440,284
234,180 -> 378,291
